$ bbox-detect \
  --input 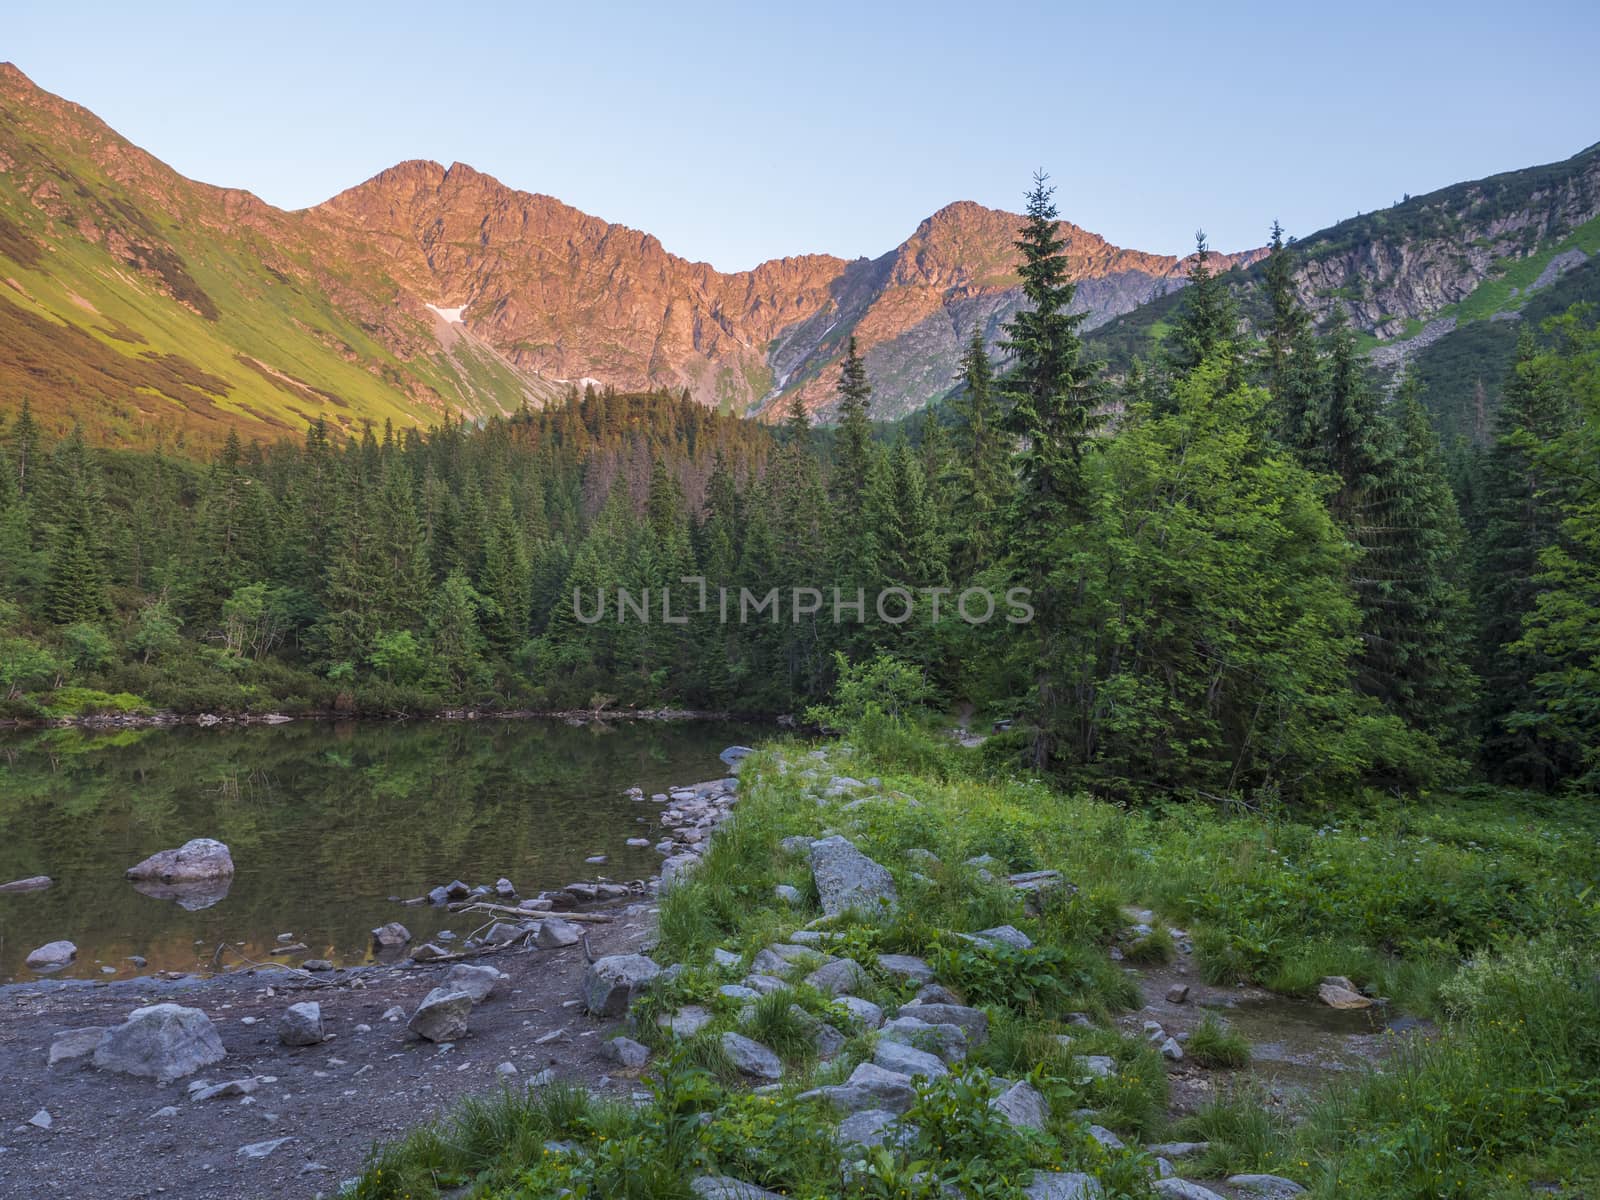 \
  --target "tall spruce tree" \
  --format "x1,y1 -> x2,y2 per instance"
999,172 -> 1102,767
949,327 -> 1012,577
1473,328 -> 1584,784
